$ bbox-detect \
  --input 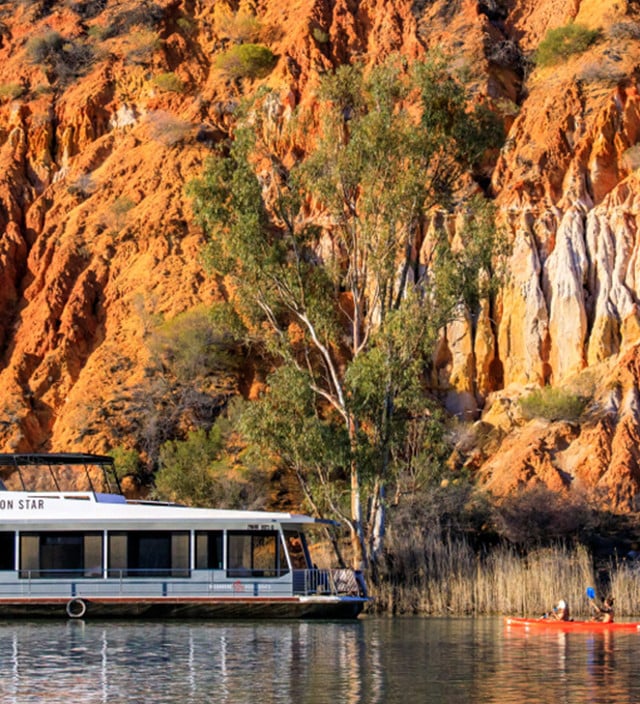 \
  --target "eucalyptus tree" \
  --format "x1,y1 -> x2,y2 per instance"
188,53 -> 506,570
